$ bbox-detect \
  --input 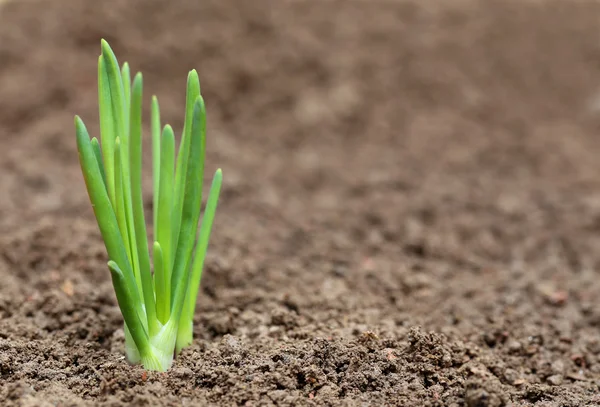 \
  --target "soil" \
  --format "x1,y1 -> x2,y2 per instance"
2,0 -> 600,405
